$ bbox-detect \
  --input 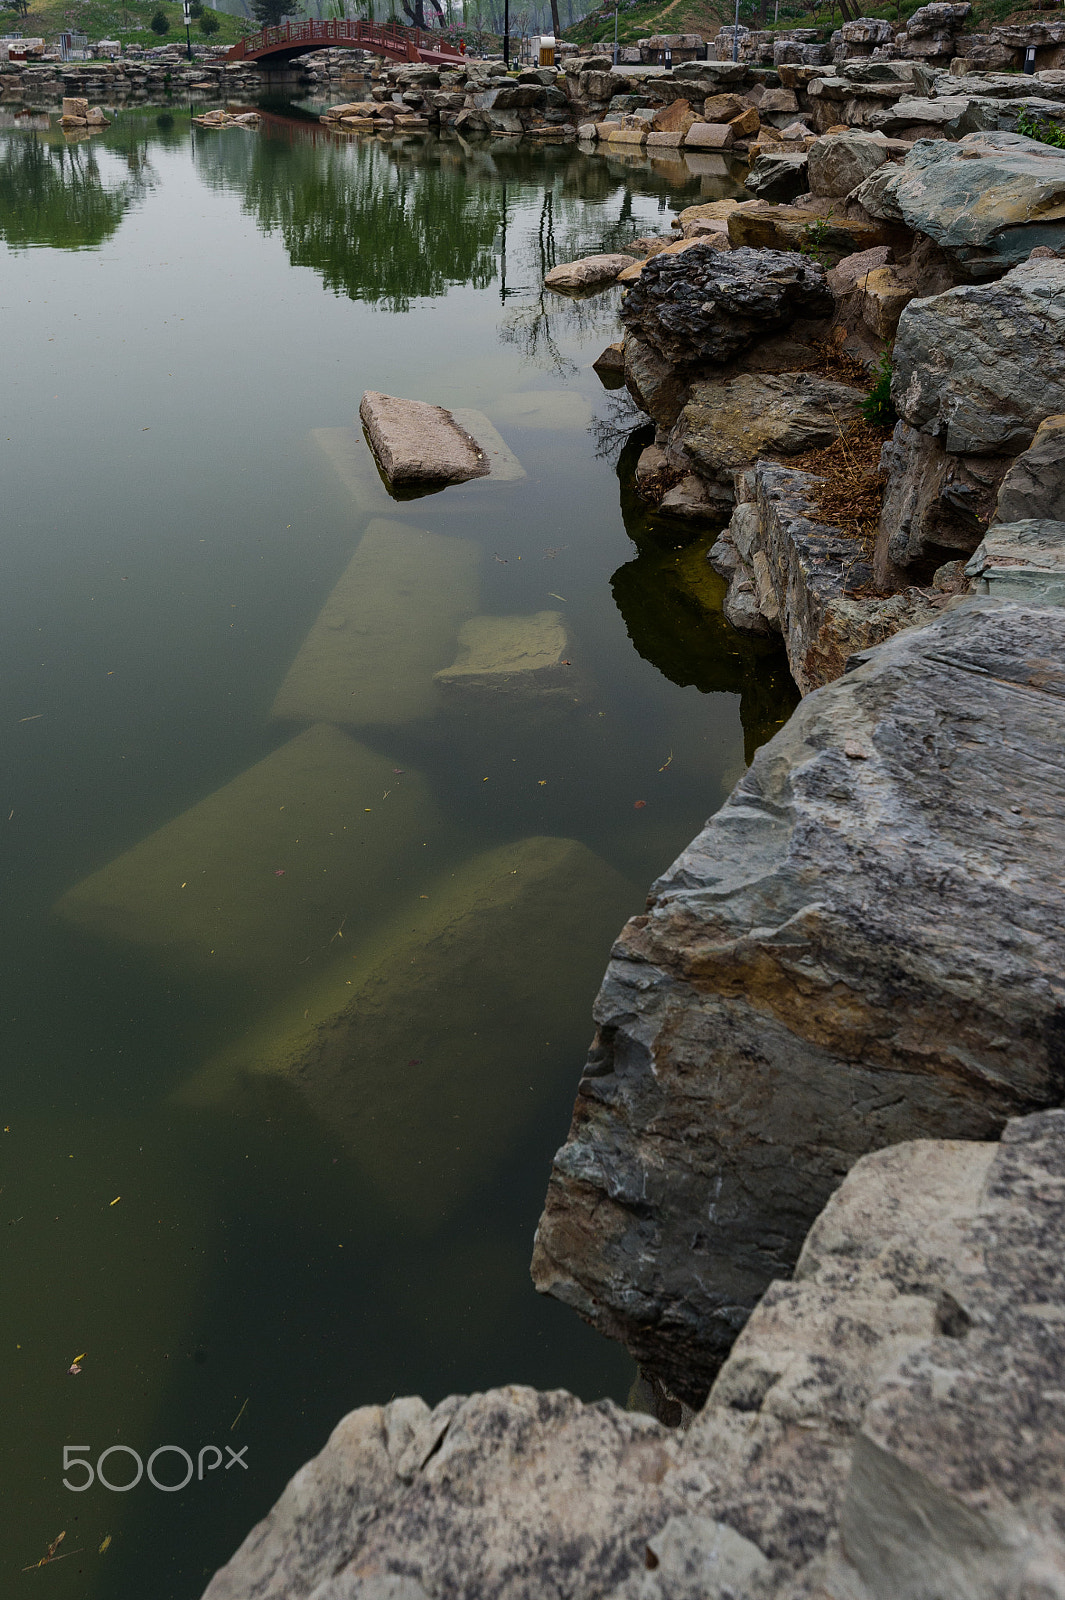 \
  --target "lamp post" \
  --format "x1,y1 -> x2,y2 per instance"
613,0 -> 618,65
731,0 -> 739,61
183,0 -> 193,60
503,0 -> 509,65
